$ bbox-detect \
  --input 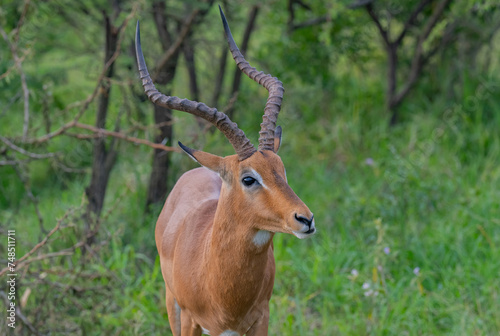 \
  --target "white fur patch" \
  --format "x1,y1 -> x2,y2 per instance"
220,331 -> 239,336
249,168 -> 267,189
253,230 -> 271,247
202,327 -> 210,335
